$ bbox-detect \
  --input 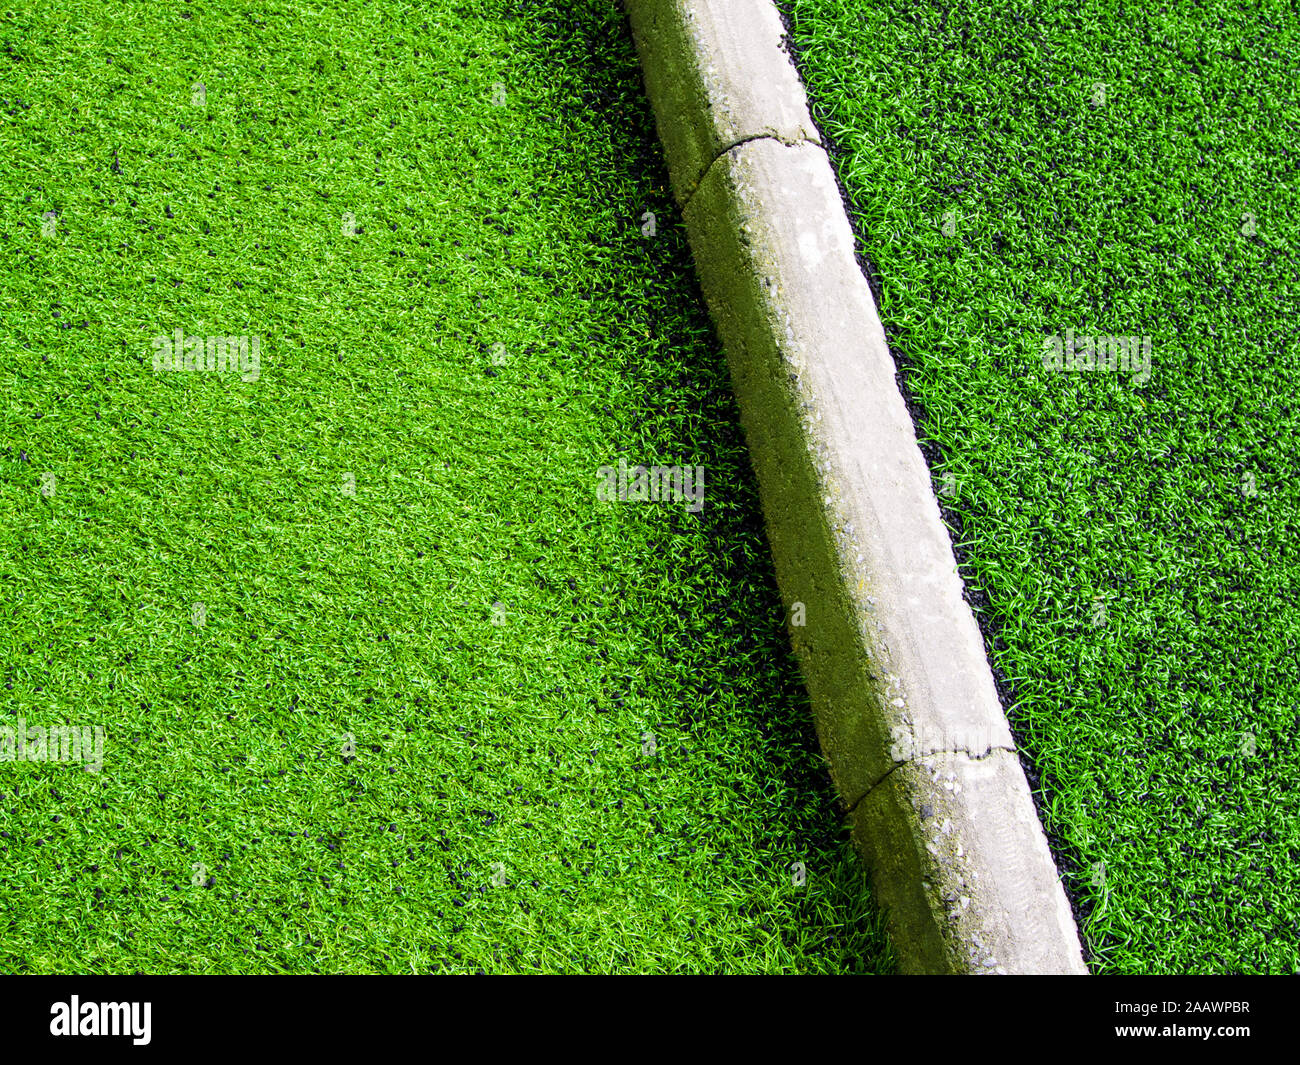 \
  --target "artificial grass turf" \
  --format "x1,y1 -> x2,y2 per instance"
778,0 -> 1300,972
0,0 -> 896,974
